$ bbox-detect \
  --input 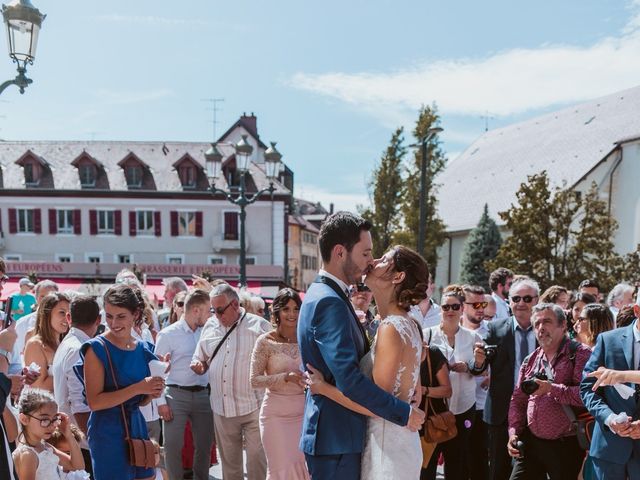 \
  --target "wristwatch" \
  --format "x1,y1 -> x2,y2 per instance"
0,348 -> 10,361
